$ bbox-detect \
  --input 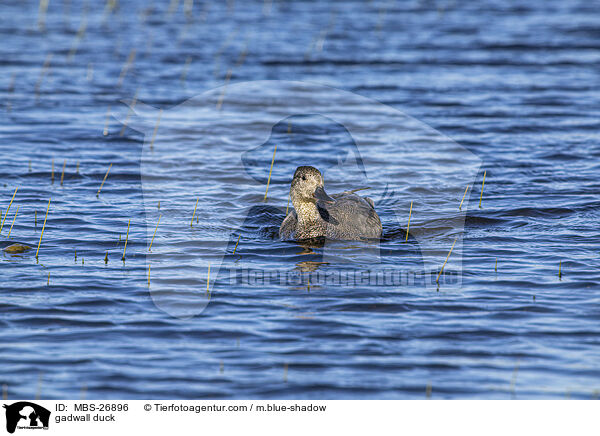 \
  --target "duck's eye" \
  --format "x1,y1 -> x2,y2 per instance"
302,176 -> 306,181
